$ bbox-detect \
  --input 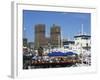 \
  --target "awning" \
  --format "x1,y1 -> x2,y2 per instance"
48,51 -> 77,57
